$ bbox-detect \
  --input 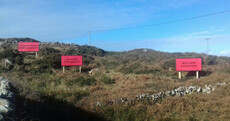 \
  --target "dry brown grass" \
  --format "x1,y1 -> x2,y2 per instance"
144,84 -> 230,121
